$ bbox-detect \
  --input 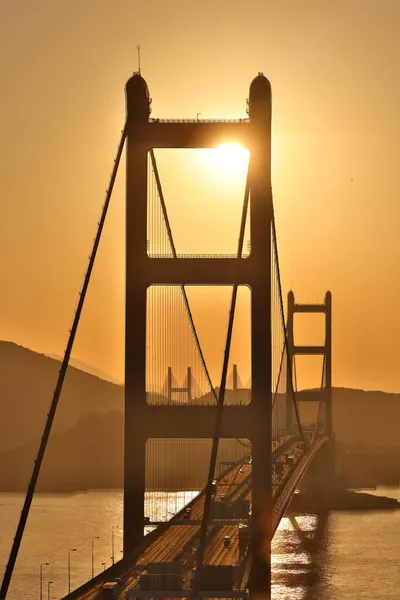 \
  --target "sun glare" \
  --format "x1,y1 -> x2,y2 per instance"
214,142 -> 249,172
202,143 -> 249,186
203,142 -> 250,193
